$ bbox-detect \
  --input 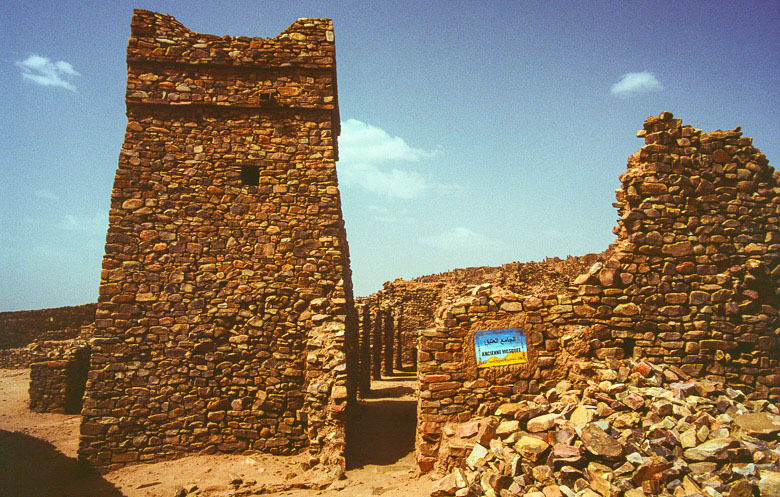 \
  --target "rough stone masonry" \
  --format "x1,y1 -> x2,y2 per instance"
78,10 -> 358,472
